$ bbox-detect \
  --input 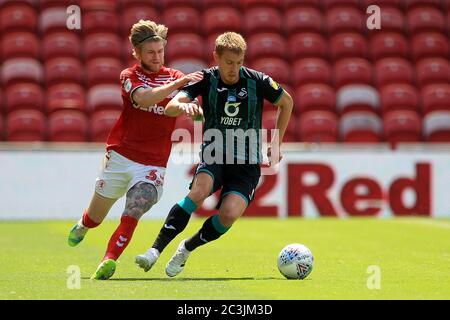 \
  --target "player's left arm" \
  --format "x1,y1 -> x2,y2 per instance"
269,90 -> 293,164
